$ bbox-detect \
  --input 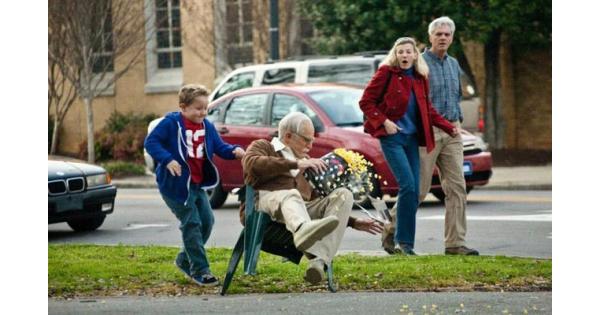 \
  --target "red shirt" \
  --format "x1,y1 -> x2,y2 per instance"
182,117 -> 206,184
